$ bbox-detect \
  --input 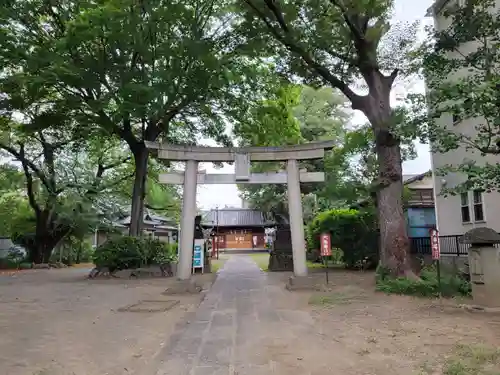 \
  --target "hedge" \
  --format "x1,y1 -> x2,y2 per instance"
93,236 -> 177,272
306,208 -> 378,269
